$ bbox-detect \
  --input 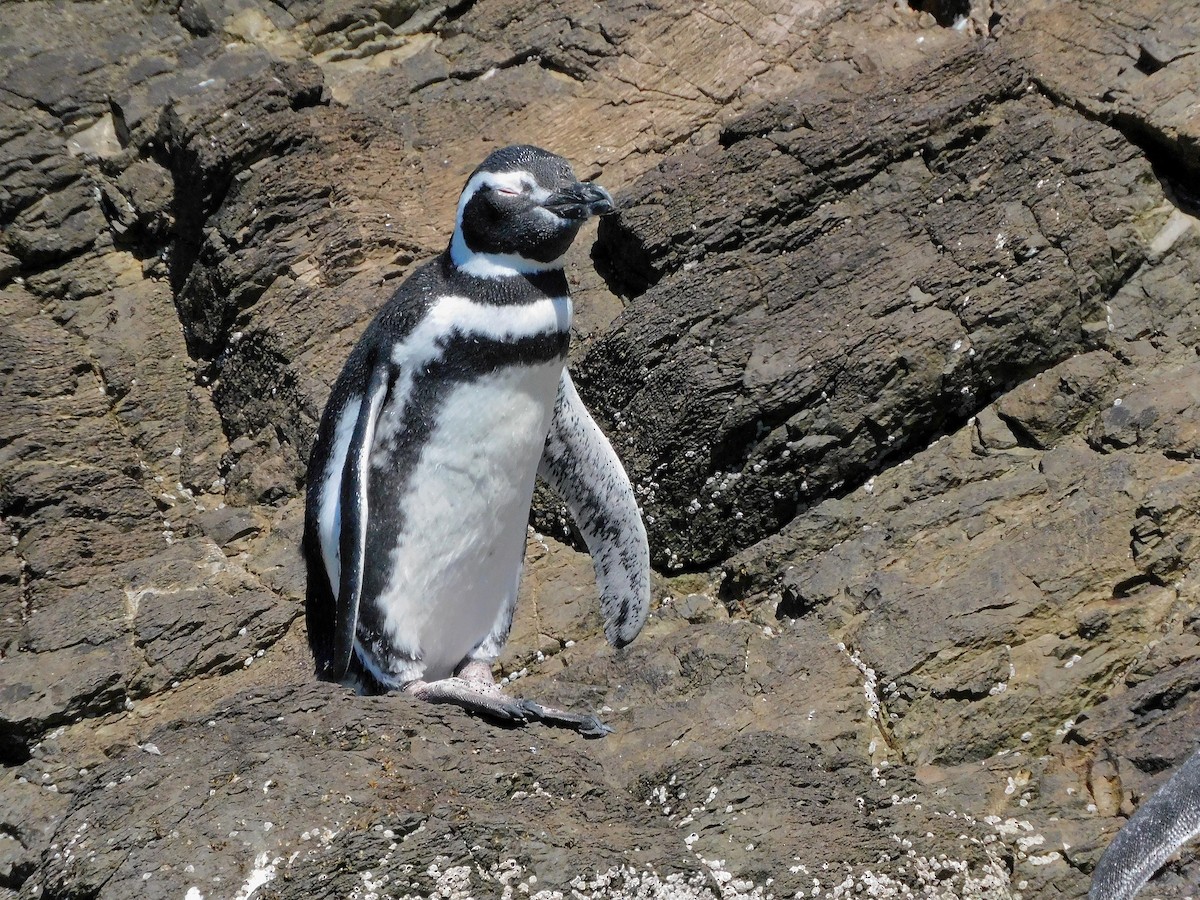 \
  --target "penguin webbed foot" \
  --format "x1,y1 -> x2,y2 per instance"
517,699 -> 613,738
404,677 -> 529,723
404,674 -> 612,737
